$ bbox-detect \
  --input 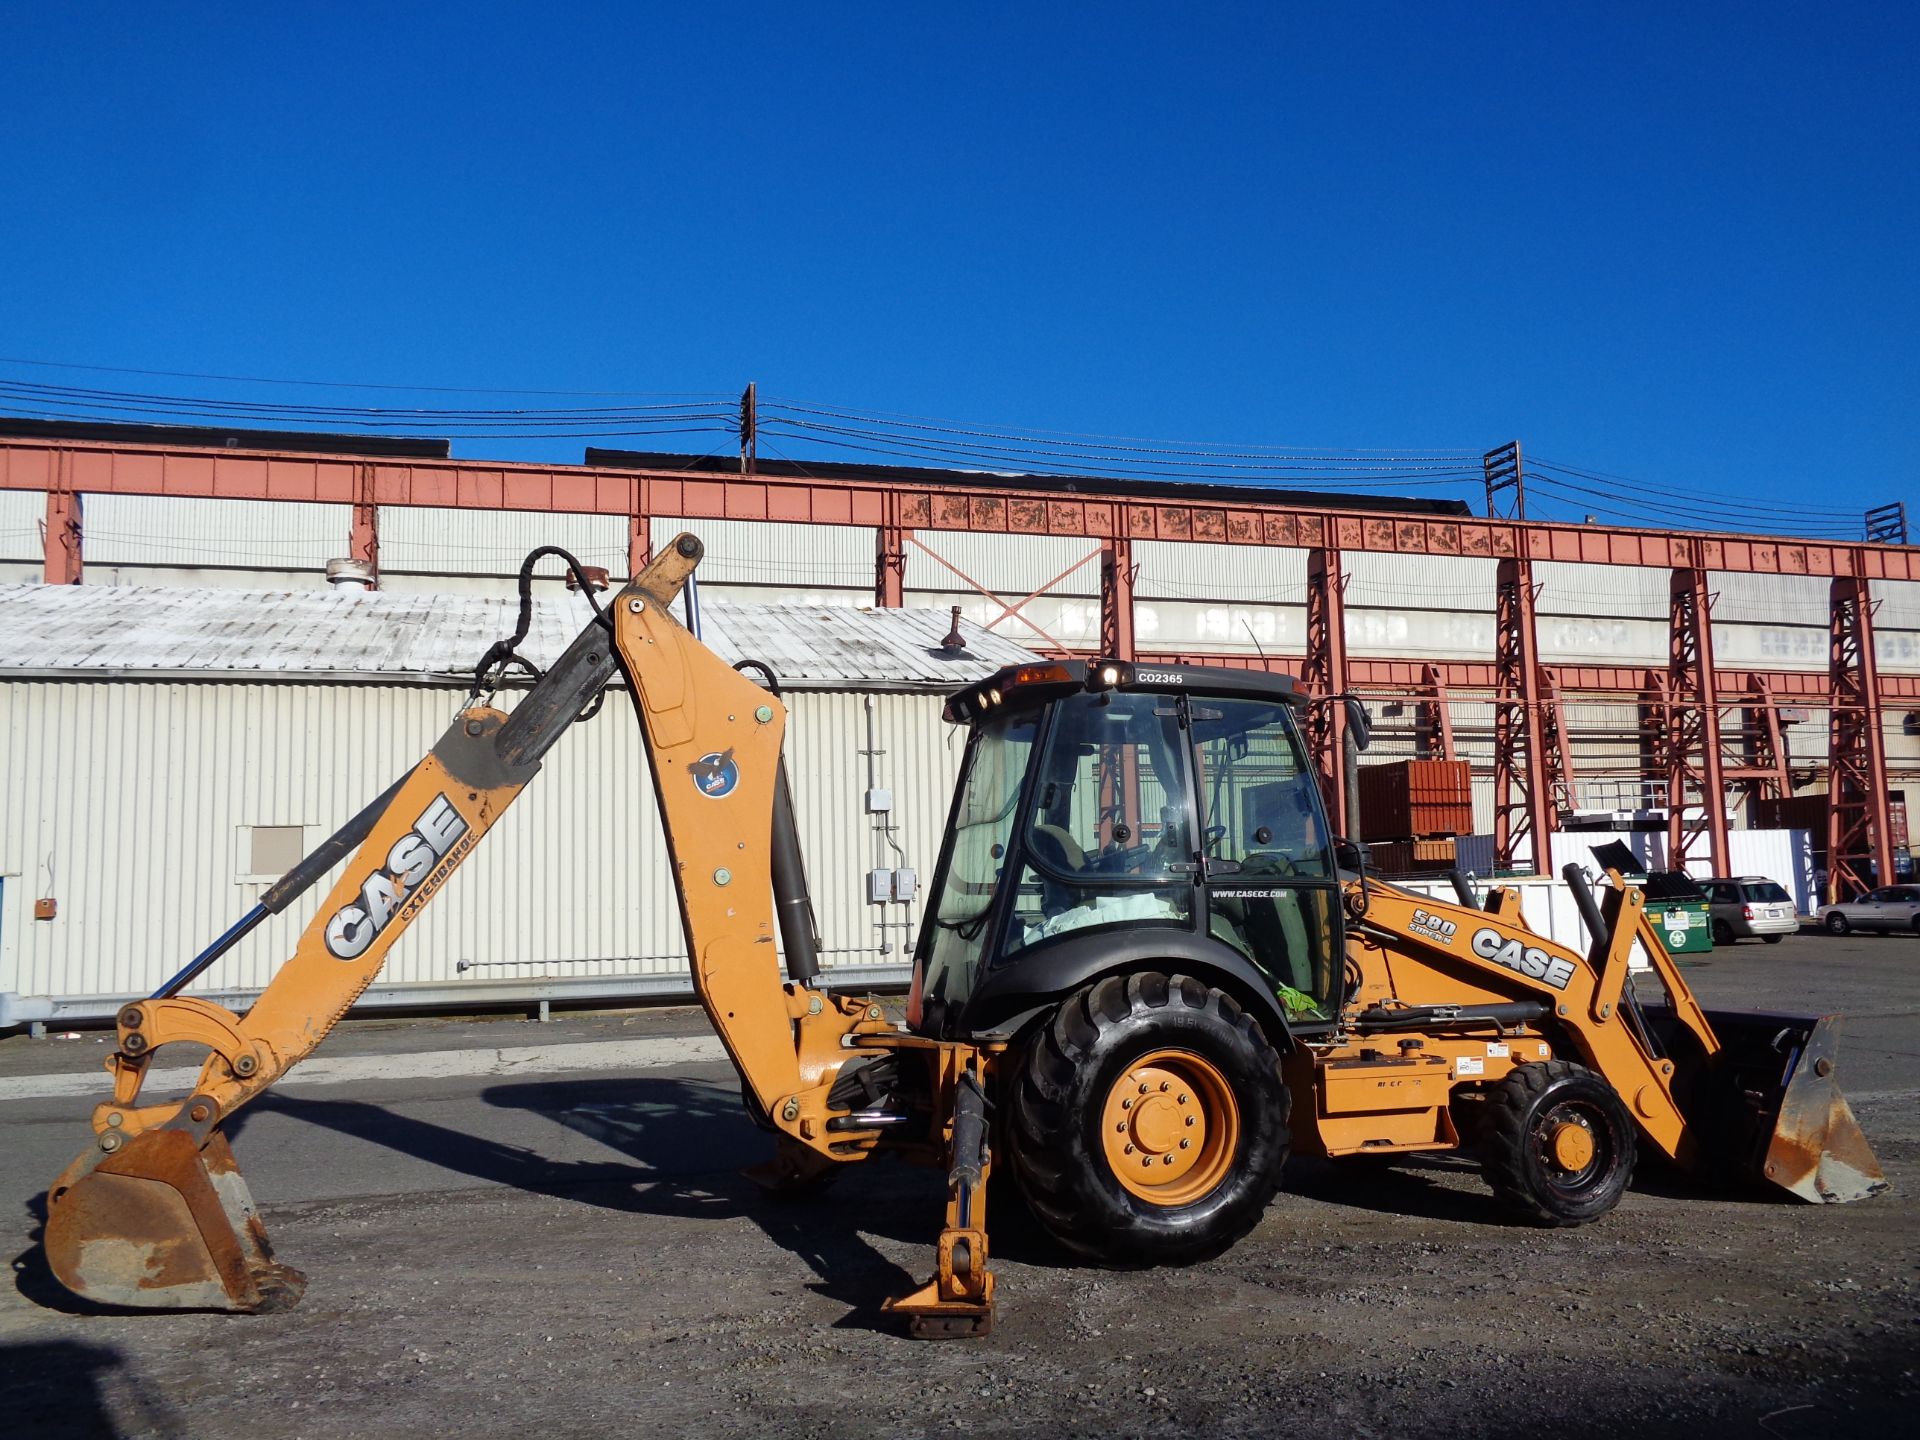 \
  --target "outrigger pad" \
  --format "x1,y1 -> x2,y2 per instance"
1703,1009 -> 1890,1205
45,1127 -> 306,1312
